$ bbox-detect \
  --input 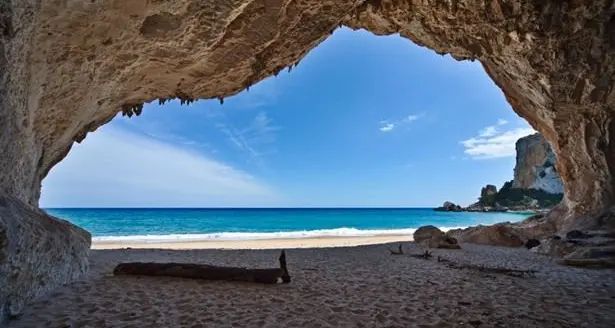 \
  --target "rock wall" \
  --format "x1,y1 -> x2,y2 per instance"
0,0 -> 614,320
513,133 -> 563,194
0,194 -> 91,321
